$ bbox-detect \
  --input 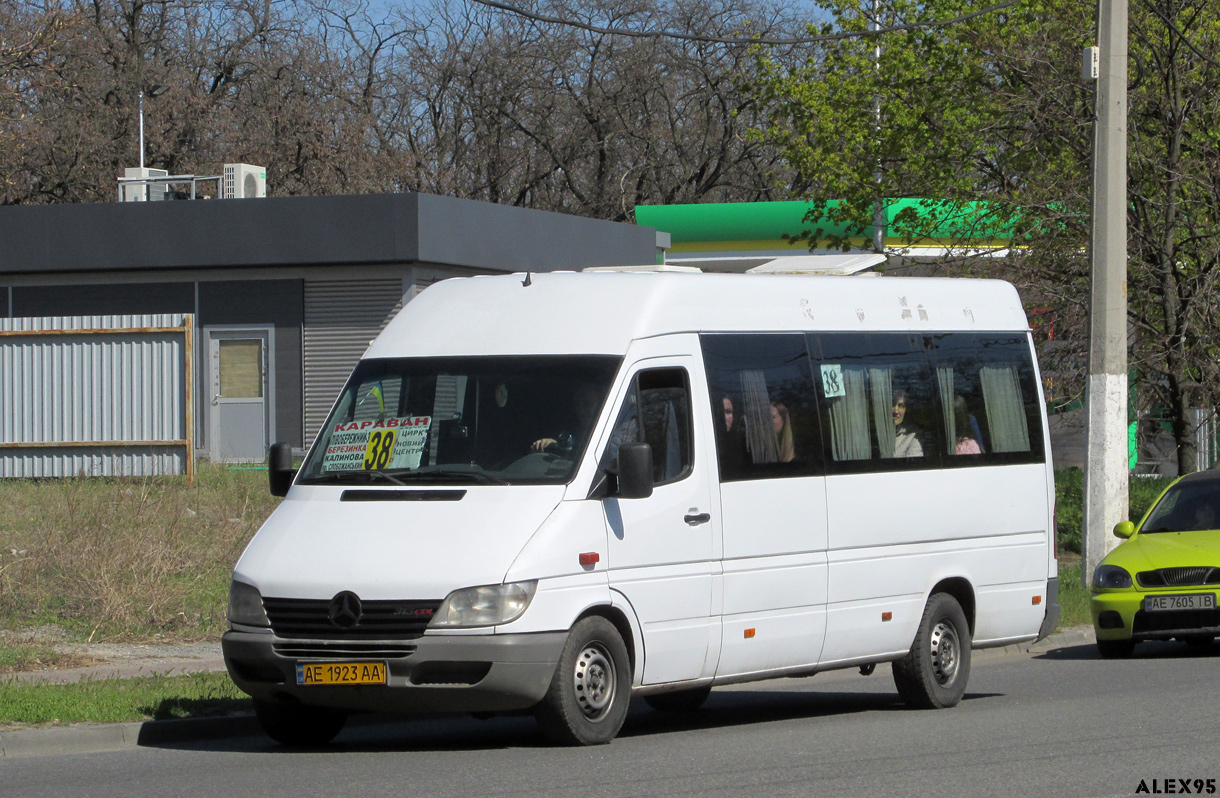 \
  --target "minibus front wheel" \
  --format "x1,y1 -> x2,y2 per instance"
892,592 -> 972,709
534,616 -> 631,745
